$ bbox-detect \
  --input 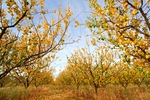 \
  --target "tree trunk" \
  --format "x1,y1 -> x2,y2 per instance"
0,83 -> 3,87
24,78 -> 30,88
76,85 -> 79,91
94,85 -> 98,95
